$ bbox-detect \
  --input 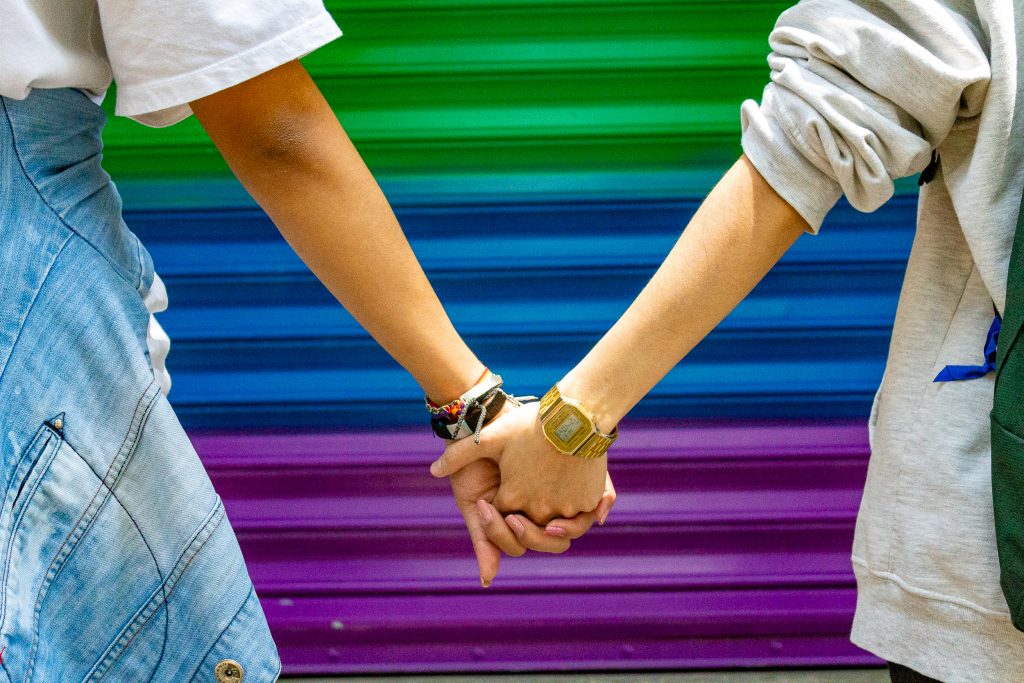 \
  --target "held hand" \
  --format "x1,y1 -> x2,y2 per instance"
445,457 -> 523,587
476,471 -> 616,550
442,402 -> 616,587
431,402 -> 608,526
543,471 -> 617,537
442,398 -> 524,586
